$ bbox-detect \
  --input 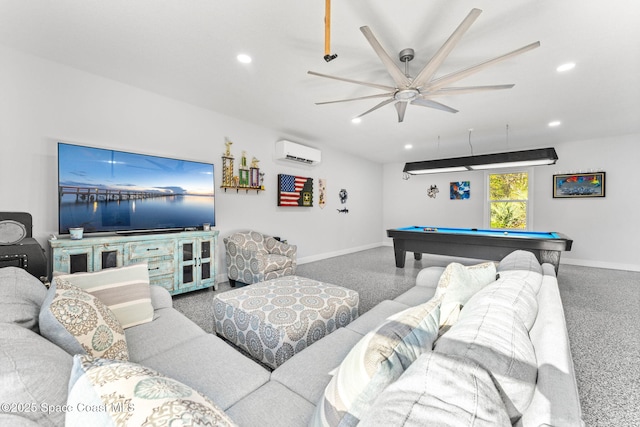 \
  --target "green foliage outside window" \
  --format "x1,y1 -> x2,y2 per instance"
489,172 -> 528,229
